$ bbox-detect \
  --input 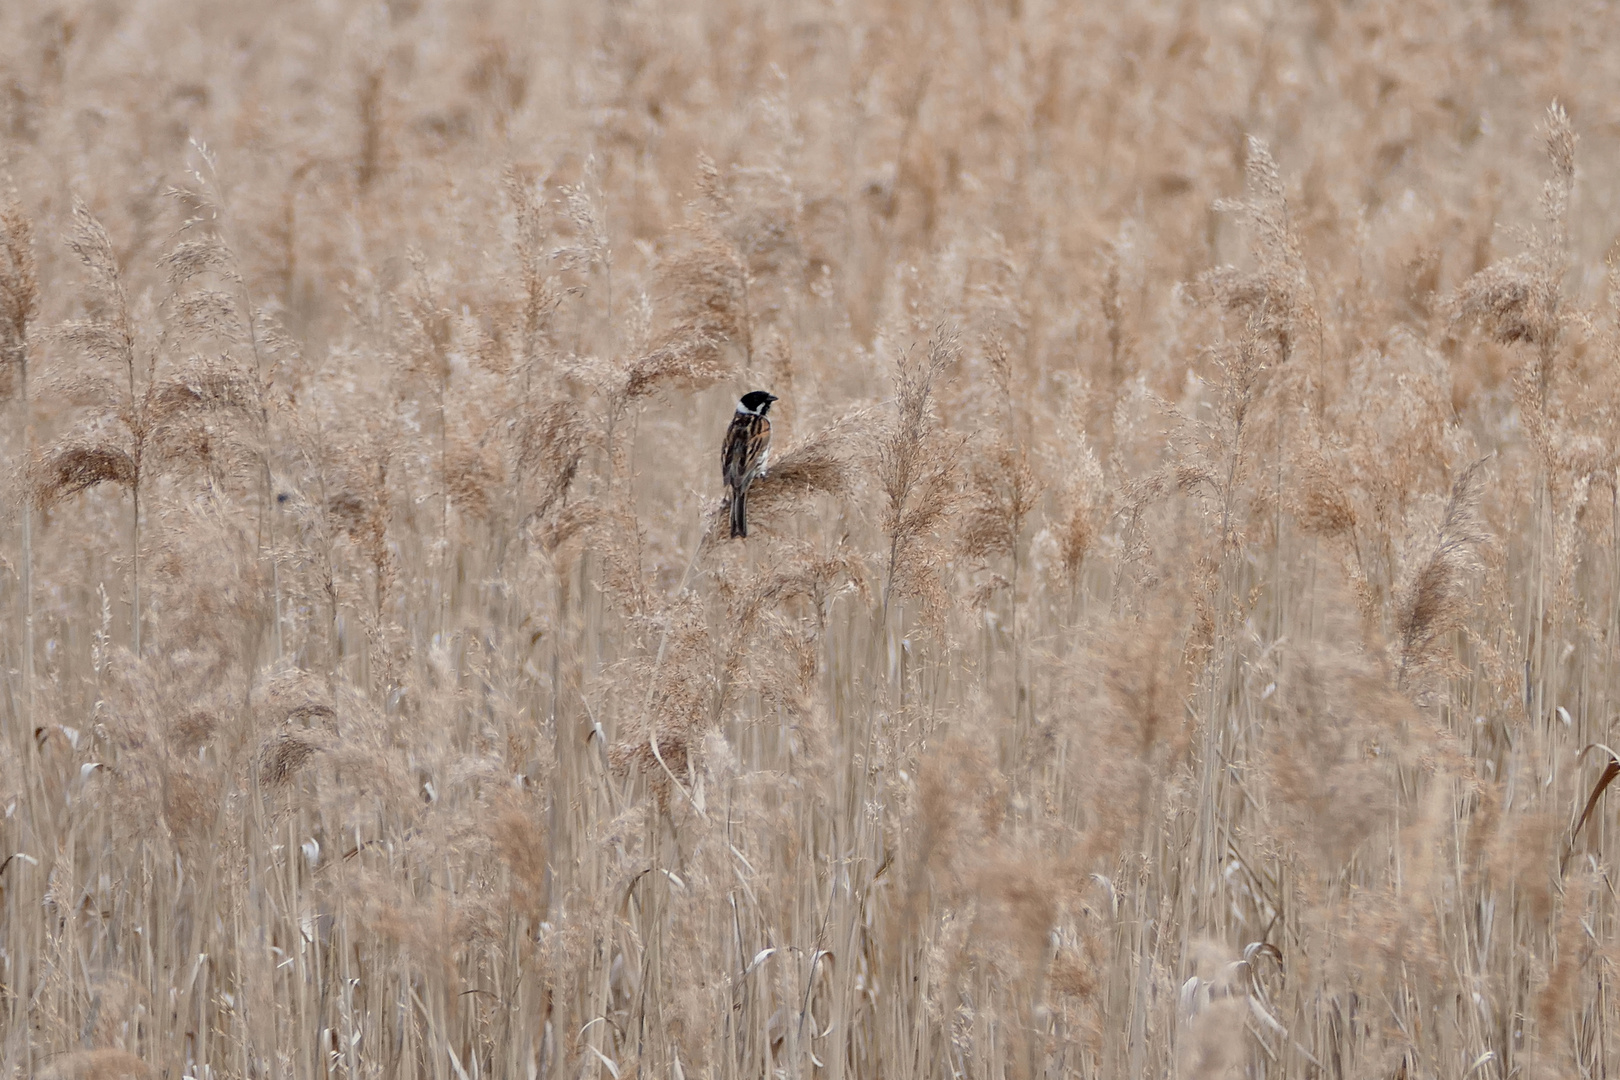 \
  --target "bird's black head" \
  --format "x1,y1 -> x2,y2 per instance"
740,390 -> 778,415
